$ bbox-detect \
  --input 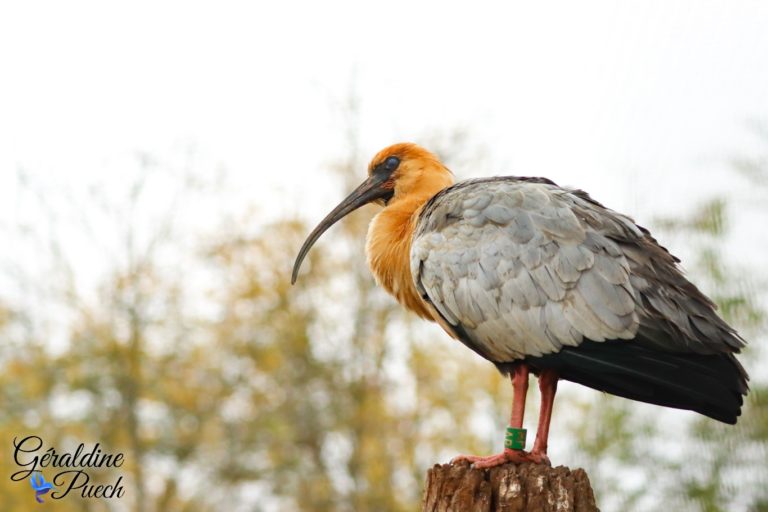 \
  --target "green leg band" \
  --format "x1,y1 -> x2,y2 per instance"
505,427 -> 527,450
